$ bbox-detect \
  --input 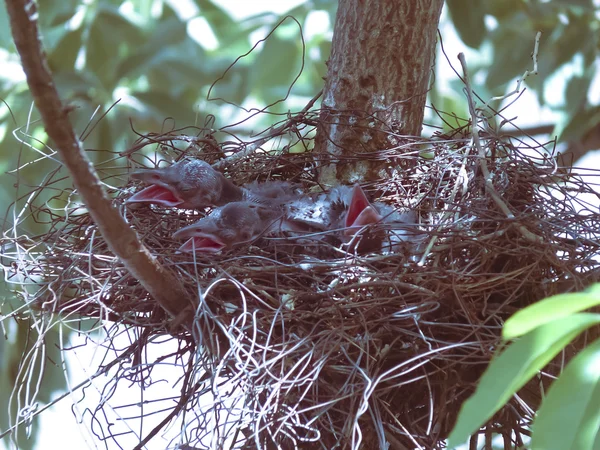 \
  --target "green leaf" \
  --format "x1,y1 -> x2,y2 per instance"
208,63 -> 251,105
37,0 -> 80,27
0,310 -> 68,450
551,19 -> 590,69
594,427 -> 600,450
0,1 -> 12,49
555,0 -> 594,7
429,86 -> 469,131
47,26 -> 84,72
130,91 -> 198,125
503,284 -> 600,339
250,34 -> 300,105
485,0 -> 525,20
313,0 -> 338,17
447,313 -> 600,448
319,39 -> 332,63
446,0 -> 487,48
194,0 -> 236,41
286,4 -> 309,25
486,16 -> 537,88
559,106 -> 600,142
527,13 -> 597,105
52,70 -> 100,101
565,65 -> 596,114
85,5 -> 145,91
115,14 -> 199,81
531,337 -> 600,450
